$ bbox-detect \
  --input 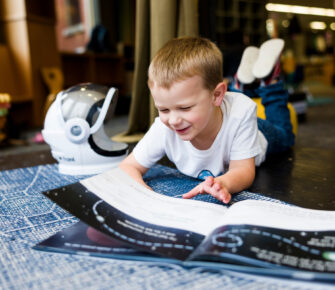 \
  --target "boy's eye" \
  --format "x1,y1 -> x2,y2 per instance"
159,109 -> 169,113
180,106 -> 191,111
